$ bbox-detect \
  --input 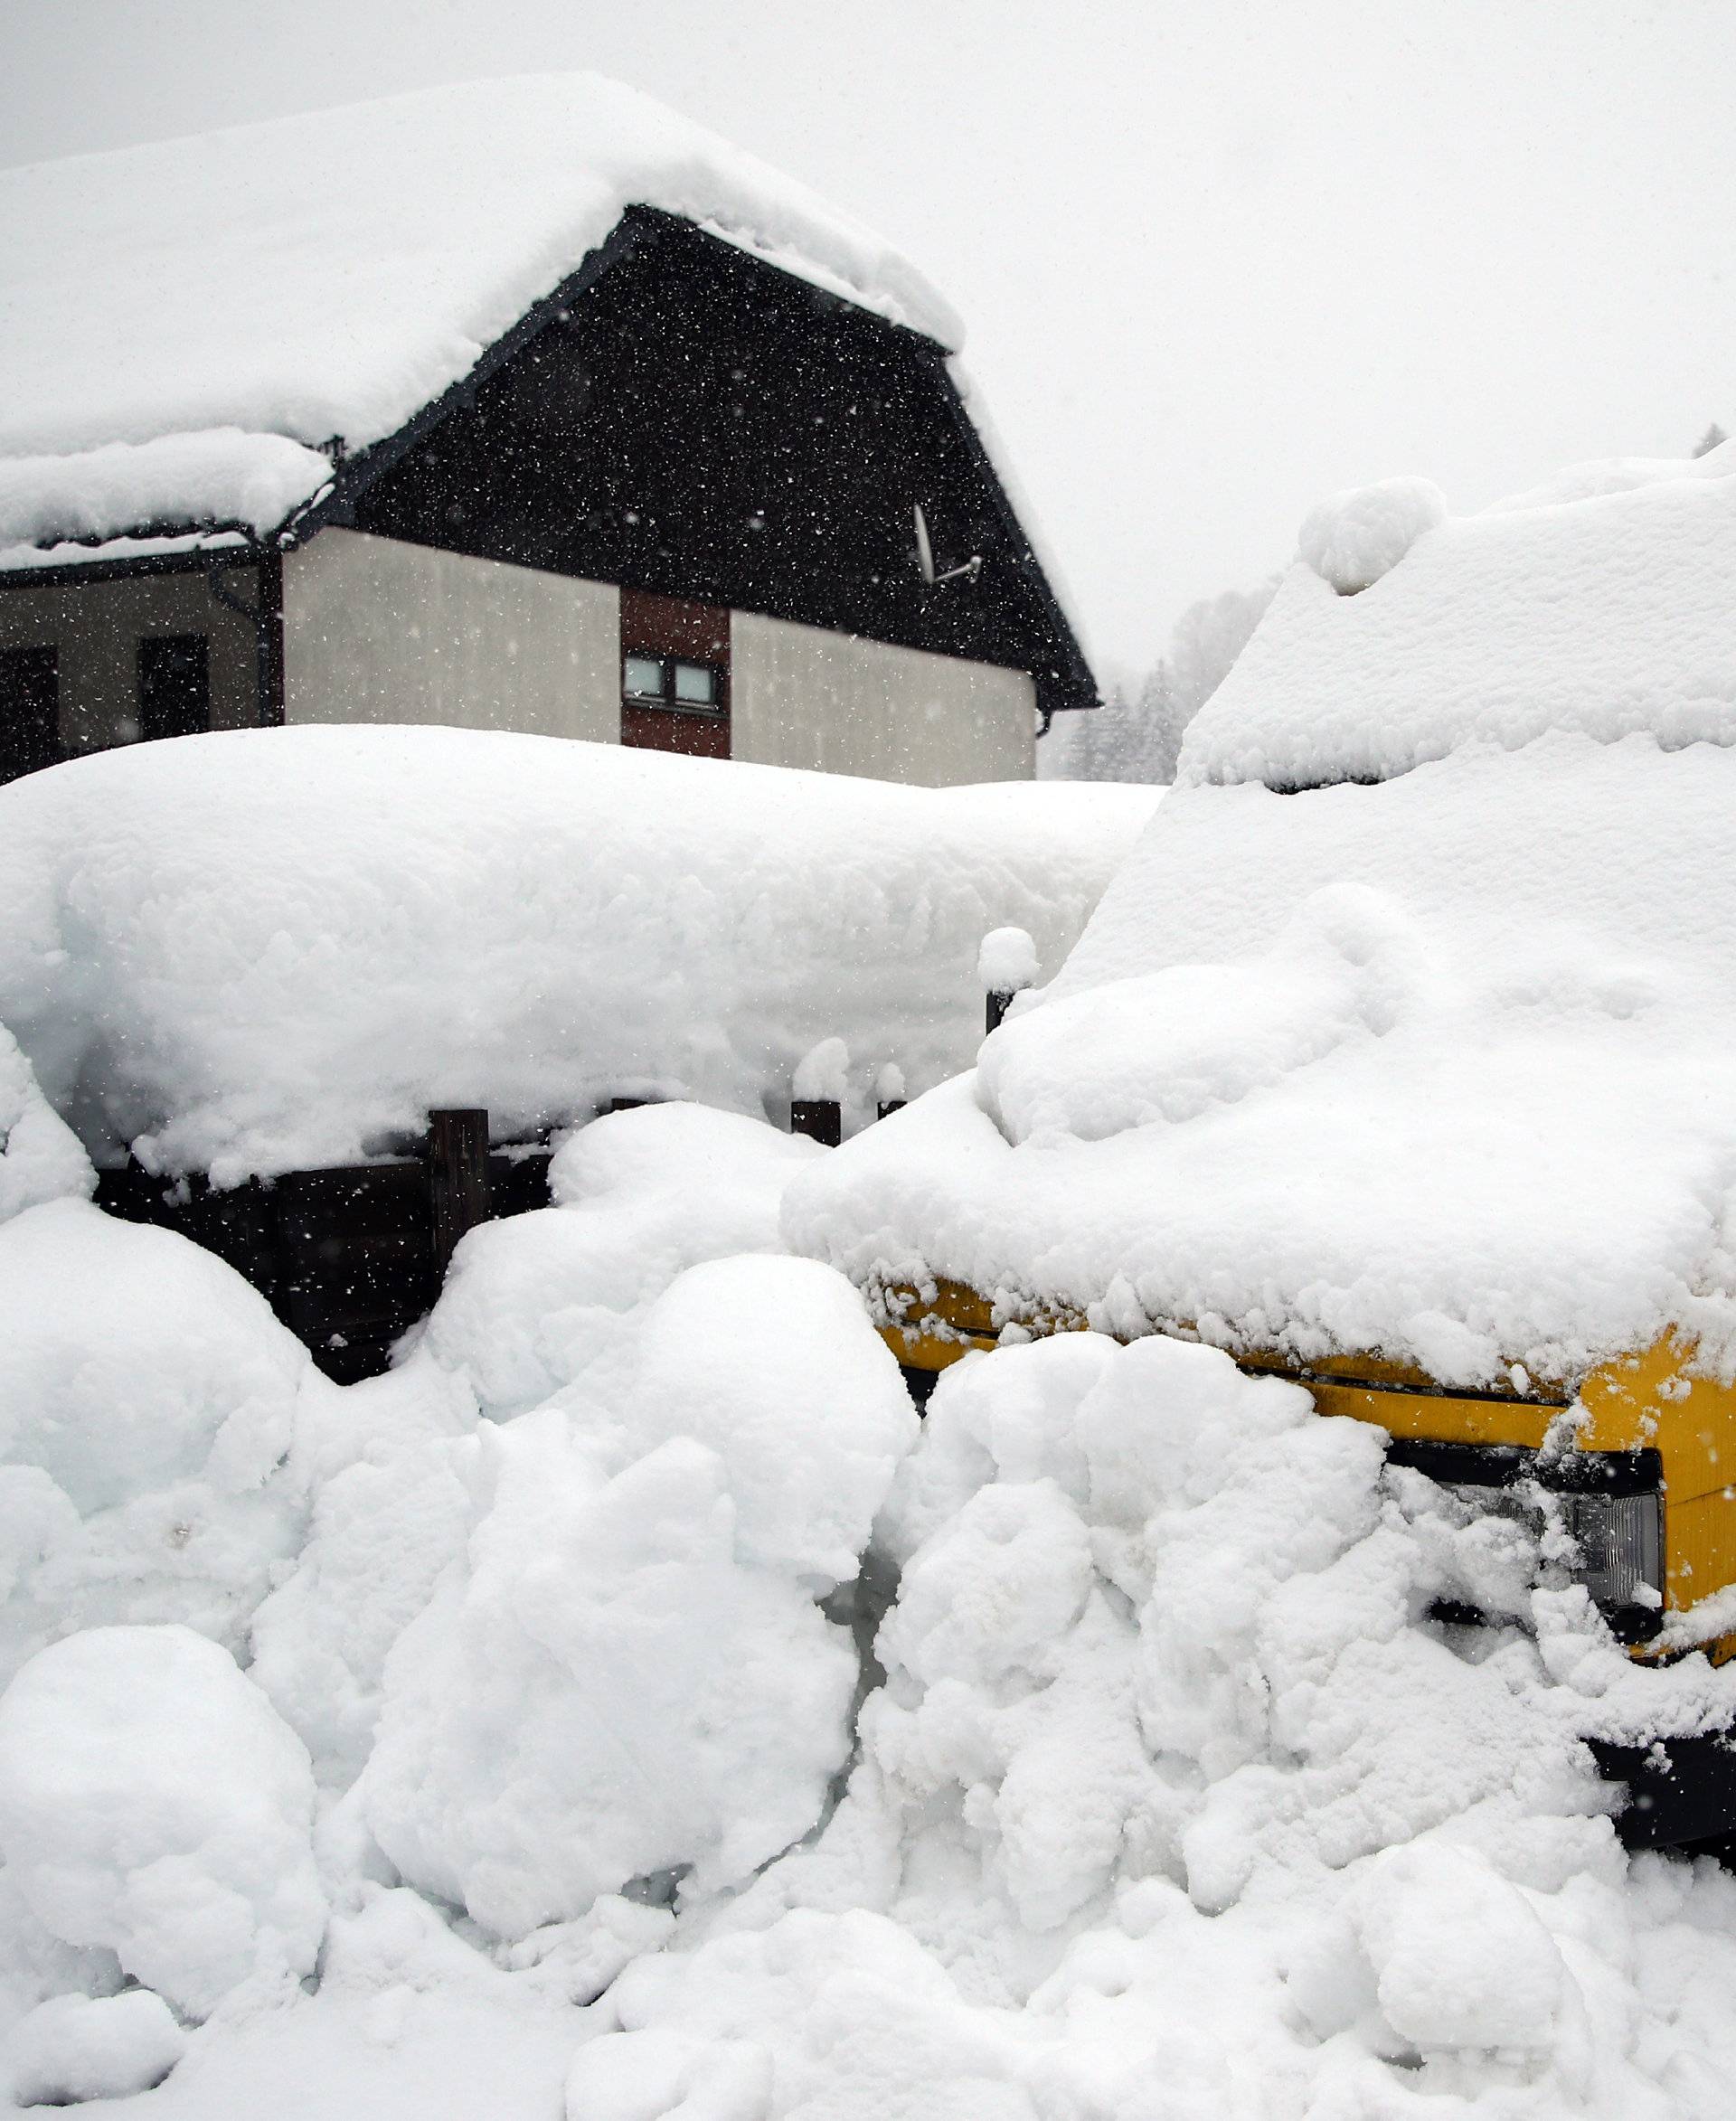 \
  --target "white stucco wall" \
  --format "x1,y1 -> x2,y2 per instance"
282,530 -> 620,740
730,610 -> 1034,786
